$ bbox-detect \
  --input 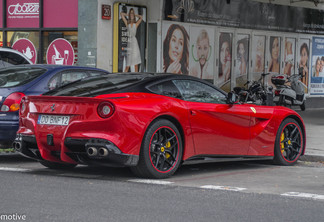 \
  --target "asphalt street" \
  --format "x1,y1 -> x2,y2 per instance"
0,156 -> 324,222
